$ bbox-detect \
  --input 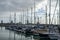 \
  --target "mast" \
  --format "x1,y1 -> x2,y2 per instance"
9,12 -> 11,23
48,0 -> 51,33
51,0 -> 58,24
46,5 -> 47,24
21,12 -> 22,24
34,0 -> 36,24
57,10 -> 59,24
25,10 -> 26,24
49,0 -> 51,25
59,0 -> 60,24
19,12 -> 20,23
19,13 -> 21,24
38,17 -> 39,23
45,5 -> 47,28
14,12 -> 16,24
23,10 -> 24,24
31,7 -> 33,24
27,8 -> 29,24
21,9 -> 23,24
